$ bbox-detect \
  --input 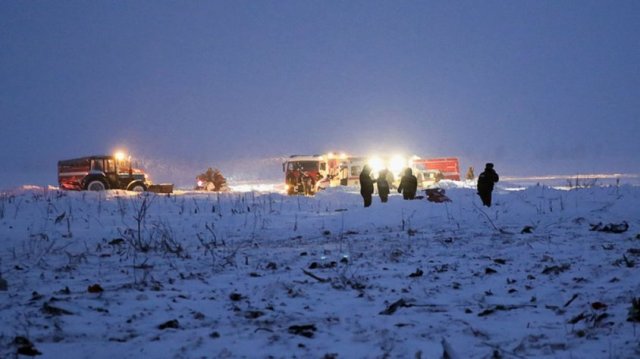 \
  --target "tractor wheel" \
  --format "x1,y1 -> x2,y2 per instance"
86,180 -> 107,191
129,183 -> 147,192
